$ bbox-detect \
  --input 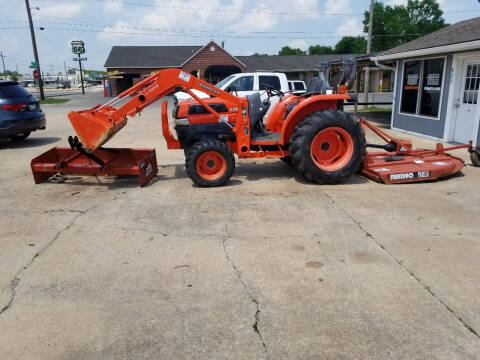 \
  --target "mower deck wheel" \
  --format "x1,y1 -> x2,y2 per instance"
471,151 -> 480,167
